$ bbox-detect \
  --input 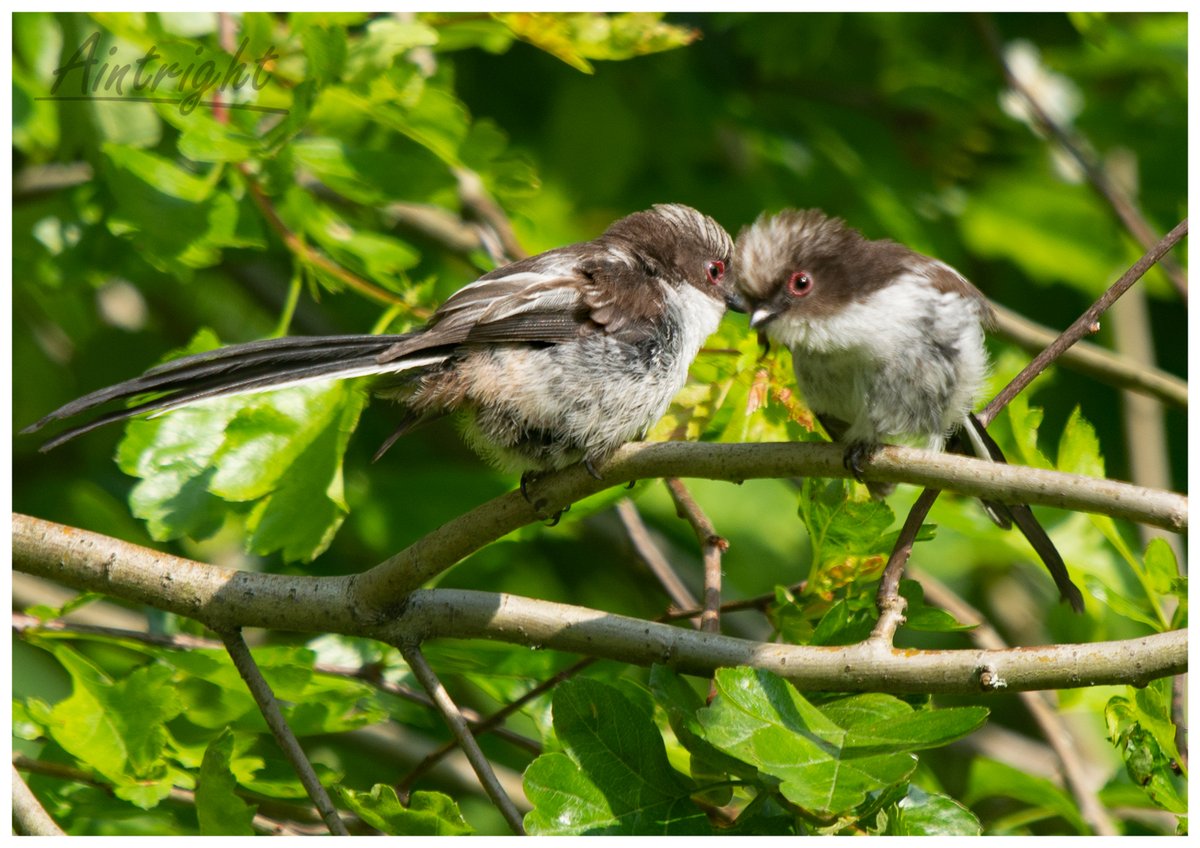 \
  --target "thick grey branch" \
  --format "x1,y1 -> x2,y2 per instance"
353,440 -> 1186,604
12,515 -> 1186,695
